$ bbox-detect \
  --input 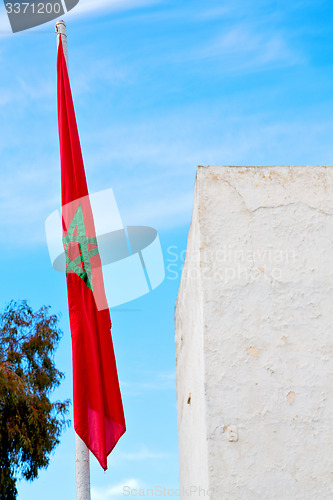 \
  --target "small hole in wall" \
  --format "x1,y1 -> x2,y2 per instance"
187,394 -> 191,405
